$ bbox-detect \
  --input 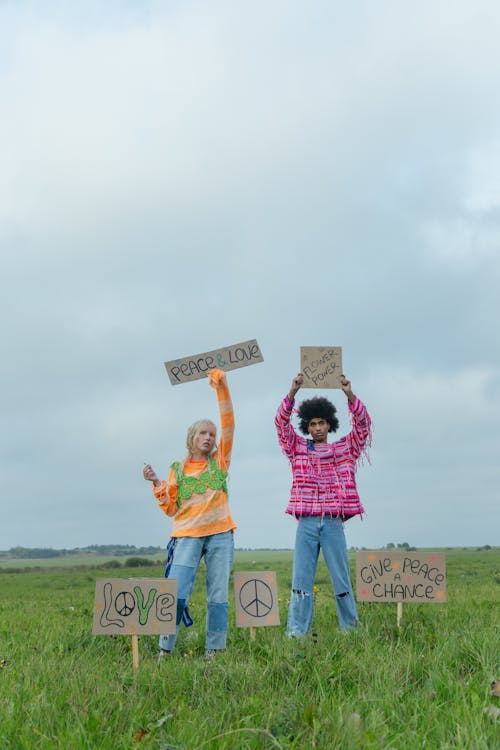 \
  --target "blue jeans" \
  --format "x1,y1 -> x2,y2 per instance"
159,530 -> 234,652
287,516 -> 358,636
